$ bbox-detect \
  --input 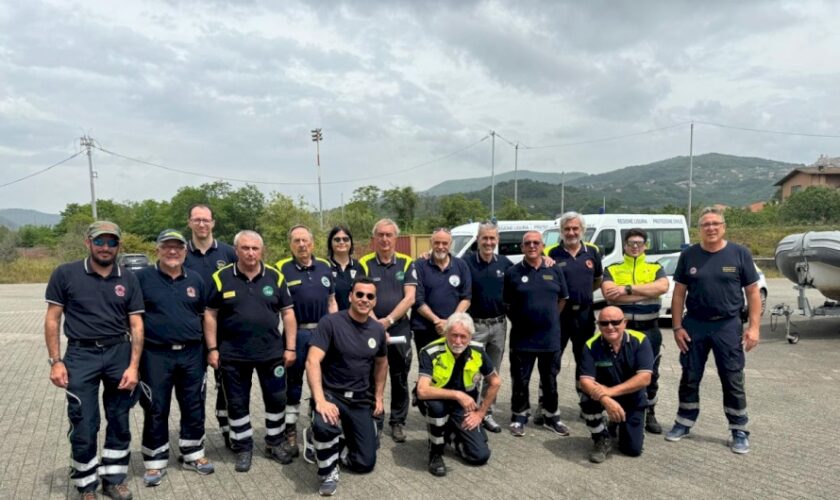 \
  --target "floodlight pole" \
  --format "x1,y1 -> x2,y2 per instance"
311,128 -> 324,229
